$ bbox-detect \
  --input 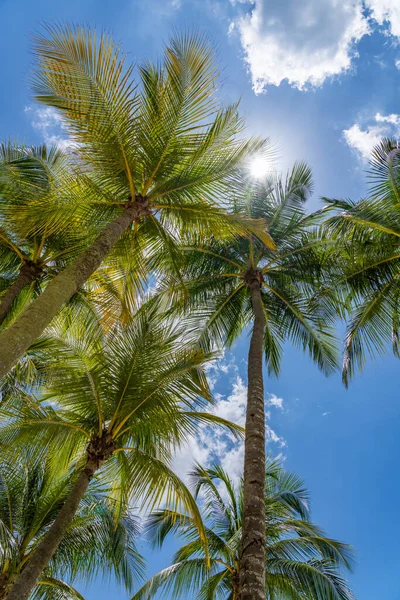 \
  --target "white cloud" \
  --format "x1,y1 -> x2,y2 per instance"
26,106 -> 65,131
173,362 -> 286,488
172,374 -> 247,485
172,433 -> 213,483
343,123 -> 388,160
343,111 -> 400,161
267,393 -> 284,410
211,376 -> 247,426
366,0 -> 400,37
205,354 -> 238,390
266,425 -> 286,447
220,443 -> 244,484
233,0 -> 369,93
375,111 -> 400,125
230,1 -> 400,94
396,58 -> 400,69
25,105 -> 75,151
